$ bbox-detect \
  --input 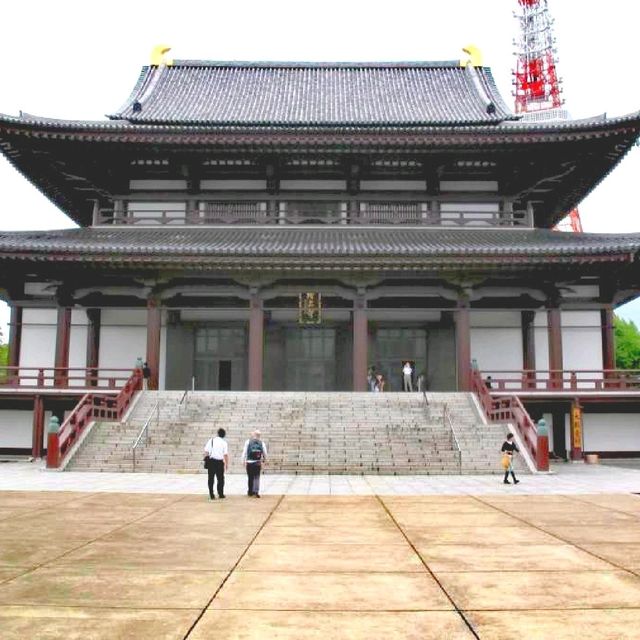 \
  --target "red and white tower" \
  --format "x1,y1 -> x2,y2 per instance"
514,0 -> 582,231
